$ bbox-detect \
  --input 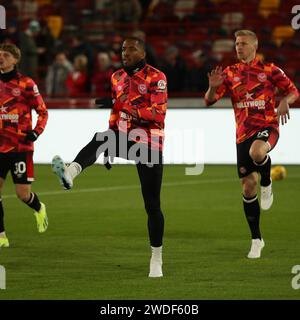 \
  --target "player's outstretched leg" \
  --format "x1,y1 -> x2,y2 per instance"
52,156 -> 81,190
52,132 -> 107,190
